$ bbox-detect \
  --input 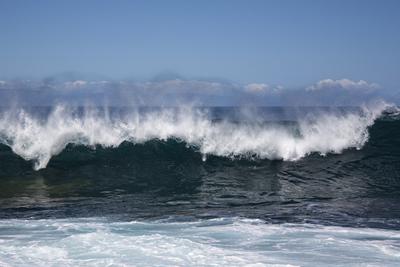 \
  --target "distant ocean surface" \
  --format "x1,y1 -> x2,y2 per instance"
1,104 -> 400,266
